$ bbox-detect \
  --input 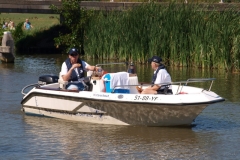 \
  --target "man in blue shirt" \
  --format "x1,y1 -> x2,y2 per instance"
24,19 -> 33,30
60,48 -> 100,90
